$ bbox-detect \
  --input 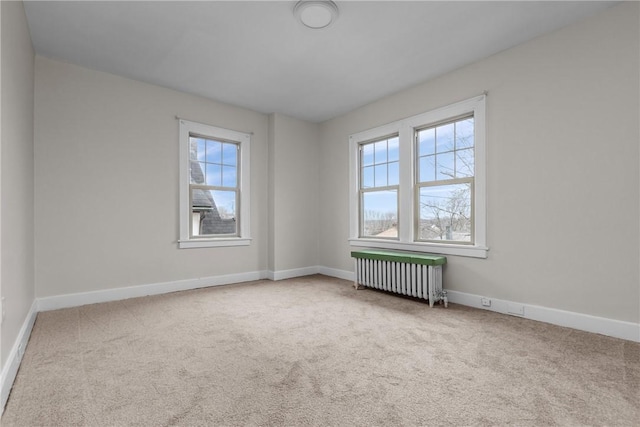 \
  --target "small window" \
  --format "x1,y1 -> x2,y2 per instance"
179,119 -> 251,248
